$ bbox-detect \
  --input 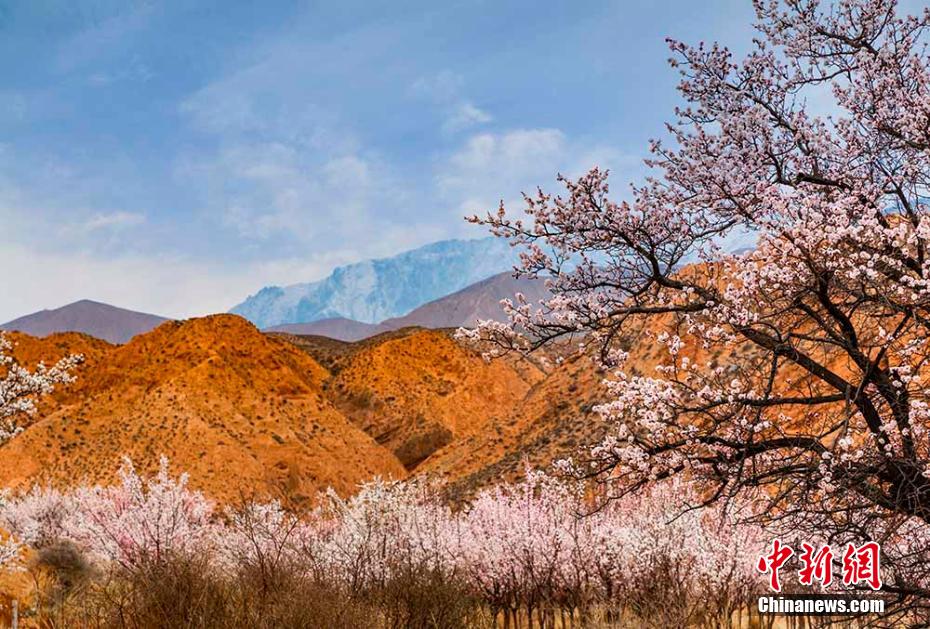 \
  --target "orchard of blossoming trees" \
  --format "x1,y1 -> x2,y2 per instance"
0,459 -> 770,628
461,0 -> 930,615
